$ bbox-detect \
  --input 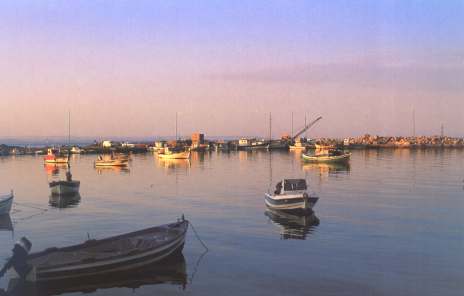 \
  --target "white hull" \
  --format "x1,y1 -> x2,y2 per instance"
0,192 -> 13,215
158,151 -> 190,160
264,192 -> 318,213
